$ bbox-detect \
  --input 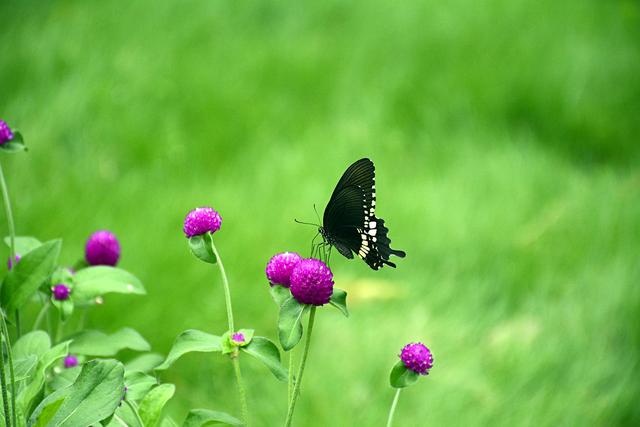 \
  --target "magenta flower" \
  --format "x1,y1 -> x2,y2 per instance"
231,333 -> 245,344
0,120 -> 13,145
64,355 -> 78,368
7,254 -> 20,270
52,283 -> 71,301
183,207 -> 222,237
266,252 -> 302,288
400,343 -> 433,375
290,258 -> 334,306
85,230 -> 121,266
